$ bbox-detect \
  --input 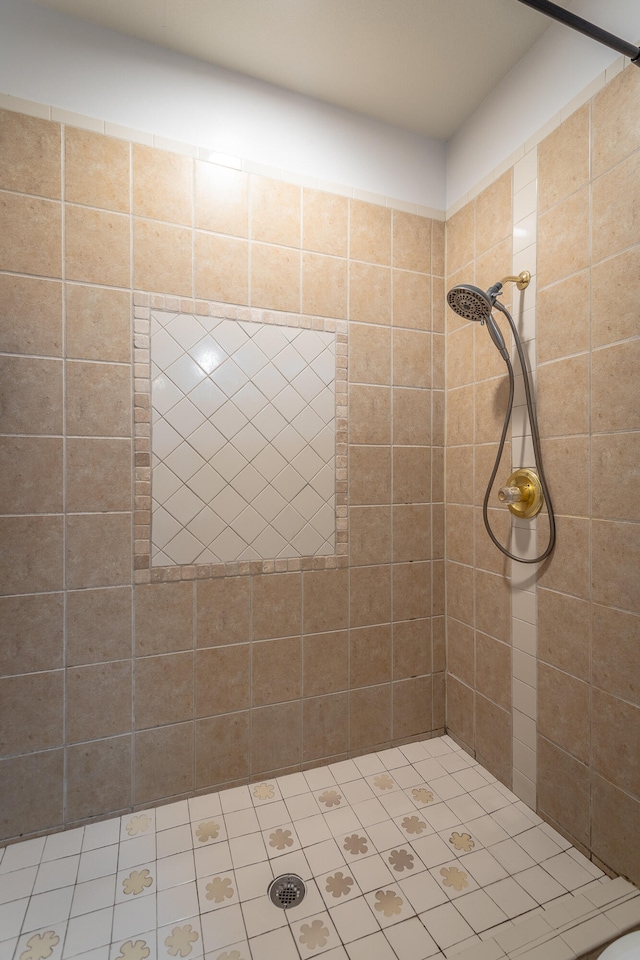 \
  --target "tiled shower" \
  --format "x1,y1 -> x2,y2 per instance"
0,37 -> 639,943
